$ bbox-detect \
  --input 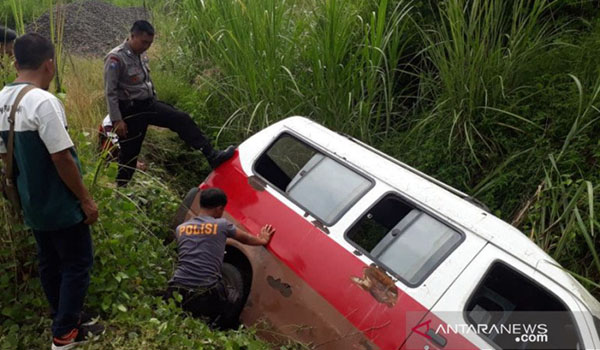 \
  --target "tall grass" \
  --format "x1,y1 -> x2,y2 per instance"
62,56 -> 107,132
524,155 -> 599,292
417,0 -> 556,164
176,0 -> 415,141
506,73 -> 600,293
178,0 -> 302,134
169,0 -> 600,300
7,0 -> 67,94
45,0 -> 67,93
7,0 -> 27,34
306,0 -> 414,141
558,74 -> 600,162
